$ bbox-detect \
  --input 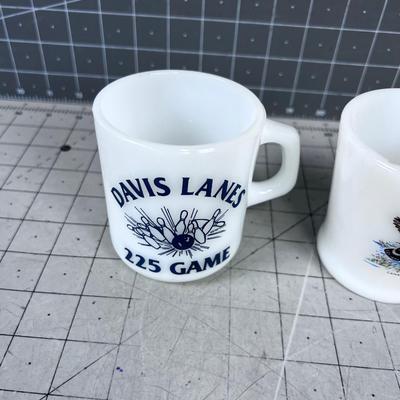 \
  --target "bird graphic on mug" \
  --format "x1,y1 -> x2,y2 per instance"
125,207 -> 227,257
383,217 -> 400,261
